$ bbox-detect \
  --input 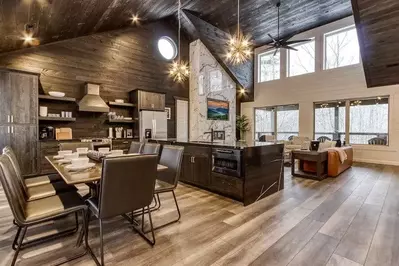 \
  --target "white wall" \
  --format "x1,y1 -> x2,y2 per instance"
189,40 -> 237,142
242,16 -> 399,166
